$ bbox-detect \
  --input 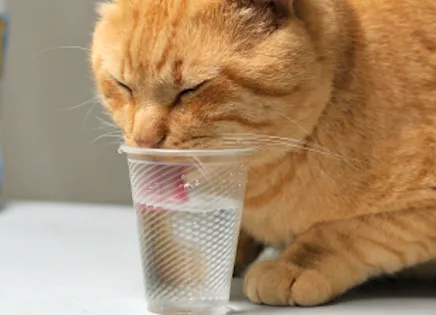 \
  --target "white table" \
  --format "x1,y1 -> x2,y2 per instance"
0,202 -> 435,315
